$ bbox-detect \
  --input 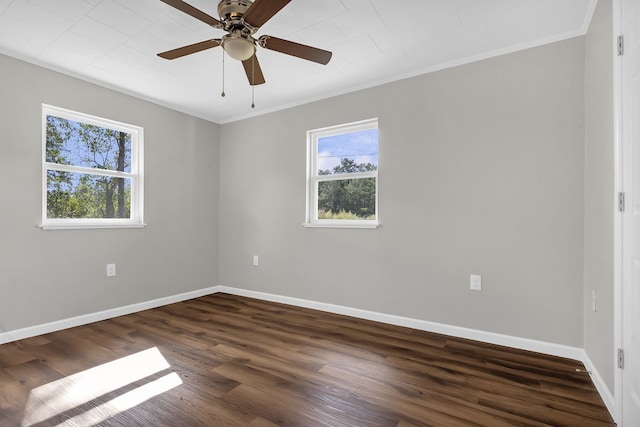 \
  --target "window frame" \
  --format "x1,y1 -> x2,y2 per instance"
305,118 -> 379,229
41,104 -> 145,230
